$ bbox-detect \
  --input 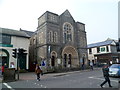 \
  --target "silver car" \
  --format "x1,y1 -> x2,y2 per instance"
109,64 -> 120,77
